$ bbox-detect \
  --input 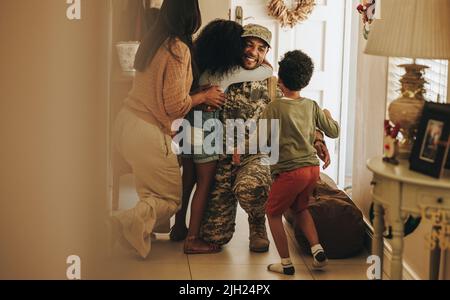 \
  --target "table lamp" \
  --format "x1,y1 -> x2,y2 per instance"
364,0 -> 450,158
